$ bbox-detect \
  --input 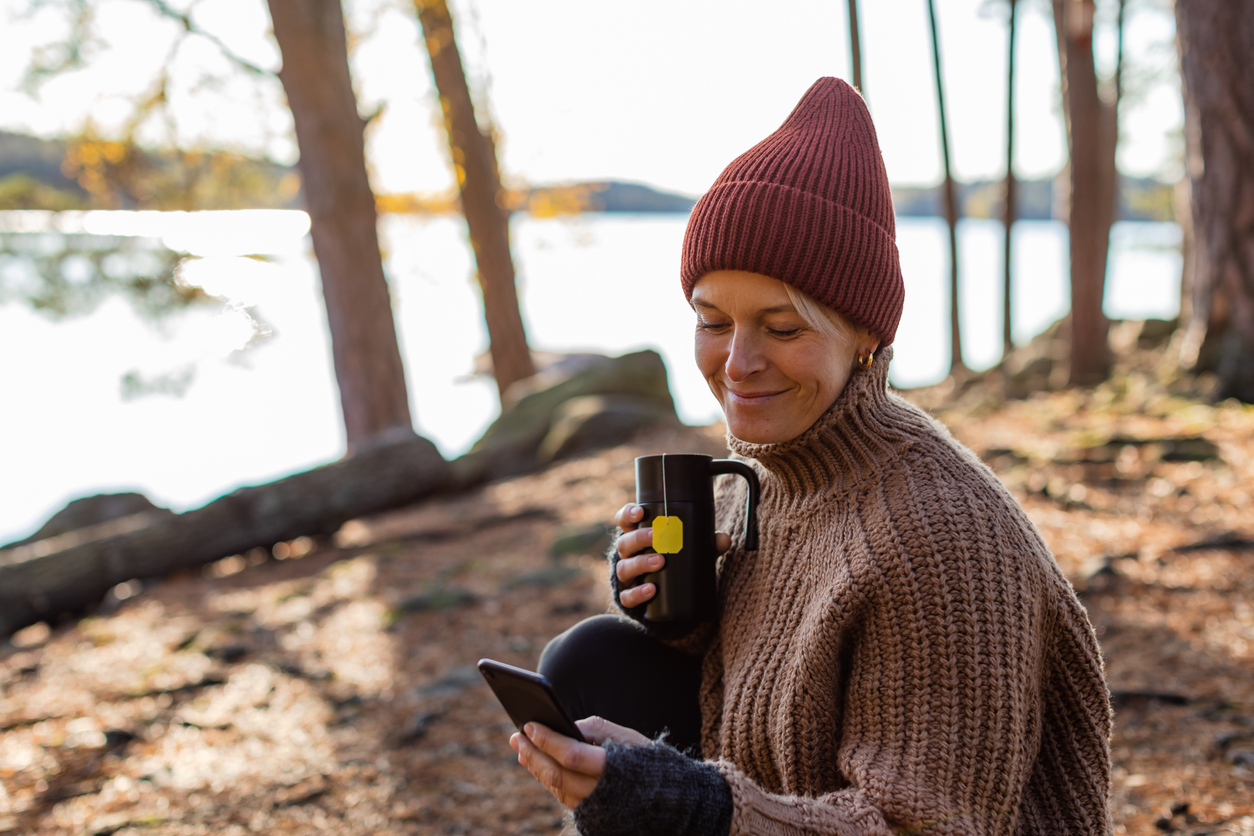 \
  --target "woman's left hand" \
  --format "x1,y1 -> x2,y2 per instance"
510,716 -> 650,809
